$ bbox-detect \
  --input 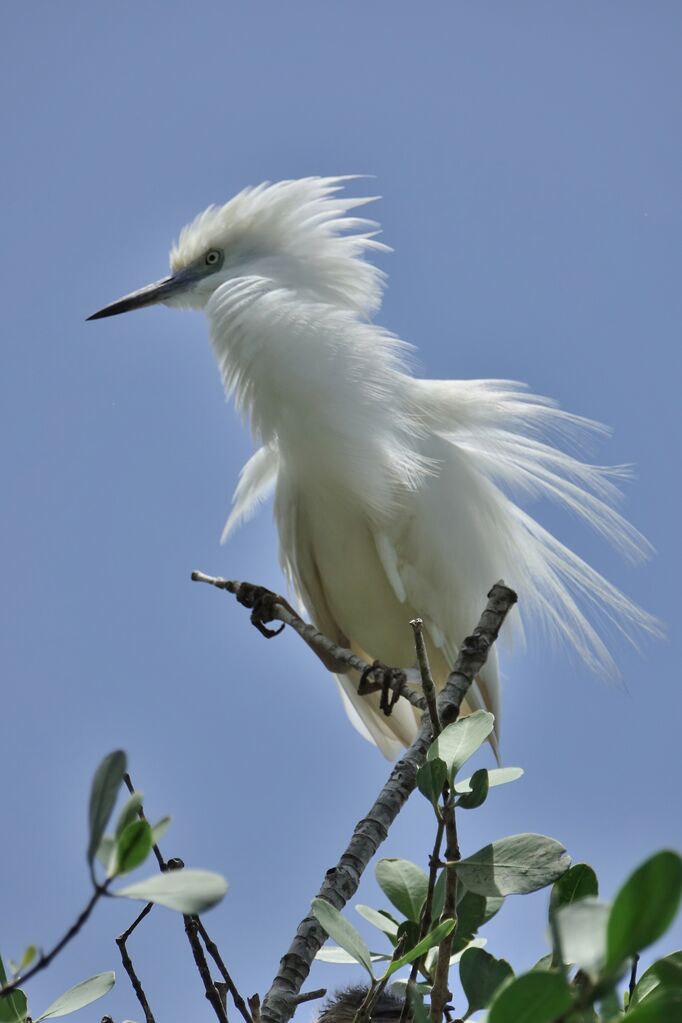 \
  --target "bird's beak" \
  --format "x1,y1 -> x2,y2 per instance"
86,267 -> 199,321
